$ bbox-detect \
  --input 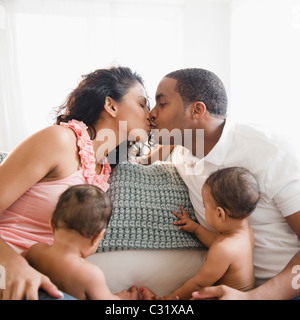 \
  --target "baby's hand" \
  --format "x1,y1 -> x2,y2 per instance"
116,285 -> 139,300
140,286 -> 162,300
173,206 -> 199,233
